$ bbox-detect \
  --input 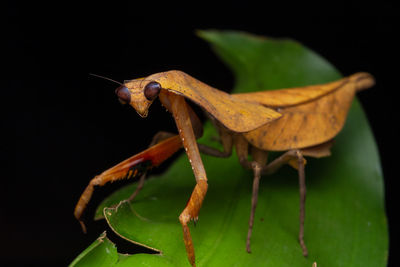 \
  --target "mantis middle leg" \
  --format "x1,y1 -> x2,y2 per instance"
197,122 -> 233,158
233,134 -> 269,253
